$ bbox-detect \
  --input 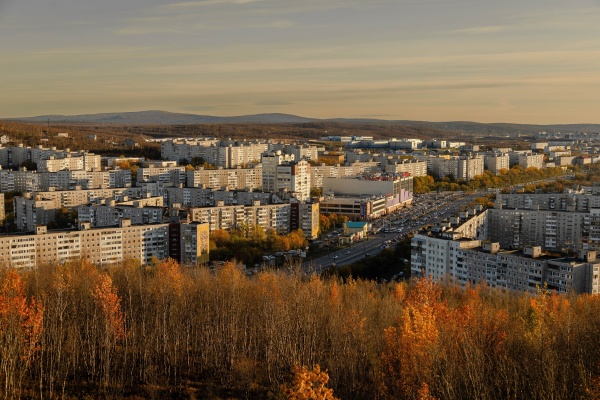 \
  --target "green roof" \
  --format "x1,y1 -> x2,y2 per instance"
345,221 -> 368,228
